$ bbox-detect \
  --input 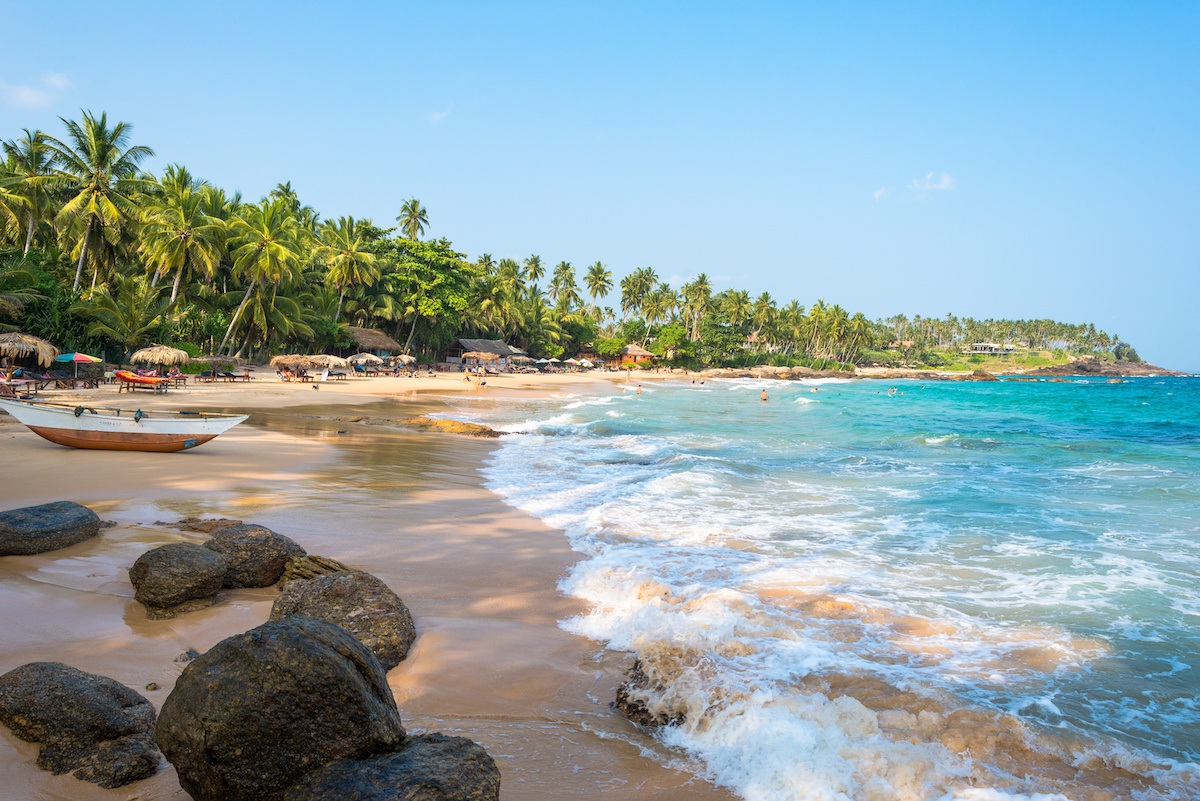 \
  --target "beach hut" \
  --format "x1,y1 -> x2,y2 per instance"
0,332 -> 59,367
442,338 -> 525,367
620,343 -> 655,365
342,327 -> 406,359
